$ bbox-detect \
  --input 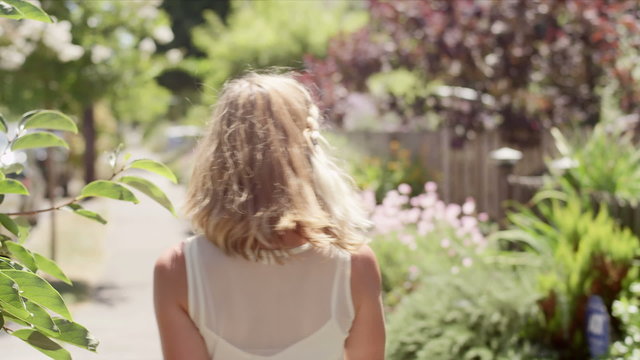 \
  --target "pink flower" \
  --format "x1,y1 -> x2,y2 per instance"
440,238 -> 451,249
425,181 -> 438,193
462,257 -> 473,267
461,216 -> 478,230
398,183 -> 412,195
417,221 -> 434,235
462,198 -> 476,215
445,203 -> 462,220
478,212 -> 489,222
408,265 -> 420,280
361,190 -> 377,212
